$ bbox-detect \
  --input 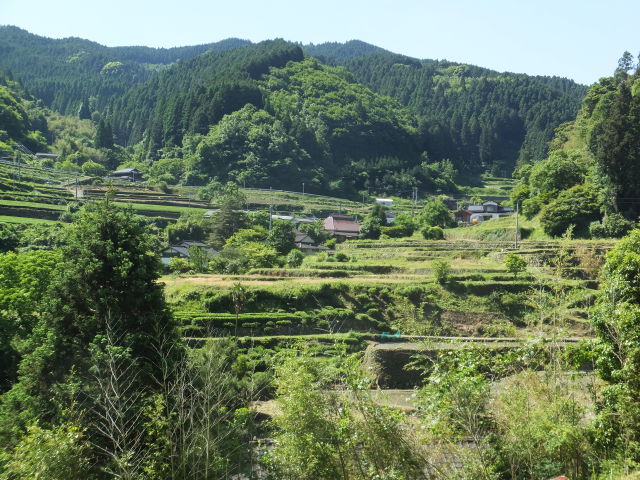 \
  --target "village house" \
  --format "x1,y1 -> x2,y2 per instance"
160,240 -> 218,266
455,200 -> 514,224
323,214 -> 360,239
295,231 -> 330,254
